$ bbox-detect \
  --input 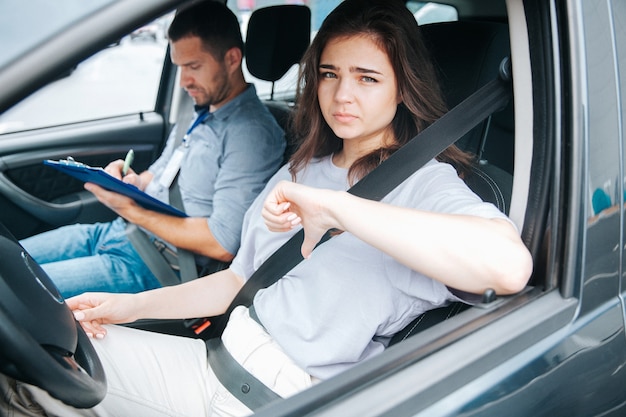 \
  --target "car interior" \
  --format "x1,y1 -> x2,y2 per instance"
248,2 -> 553,356
124,3 -> 532,343
0,0 -> 563,412
246,5 -> 524,335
